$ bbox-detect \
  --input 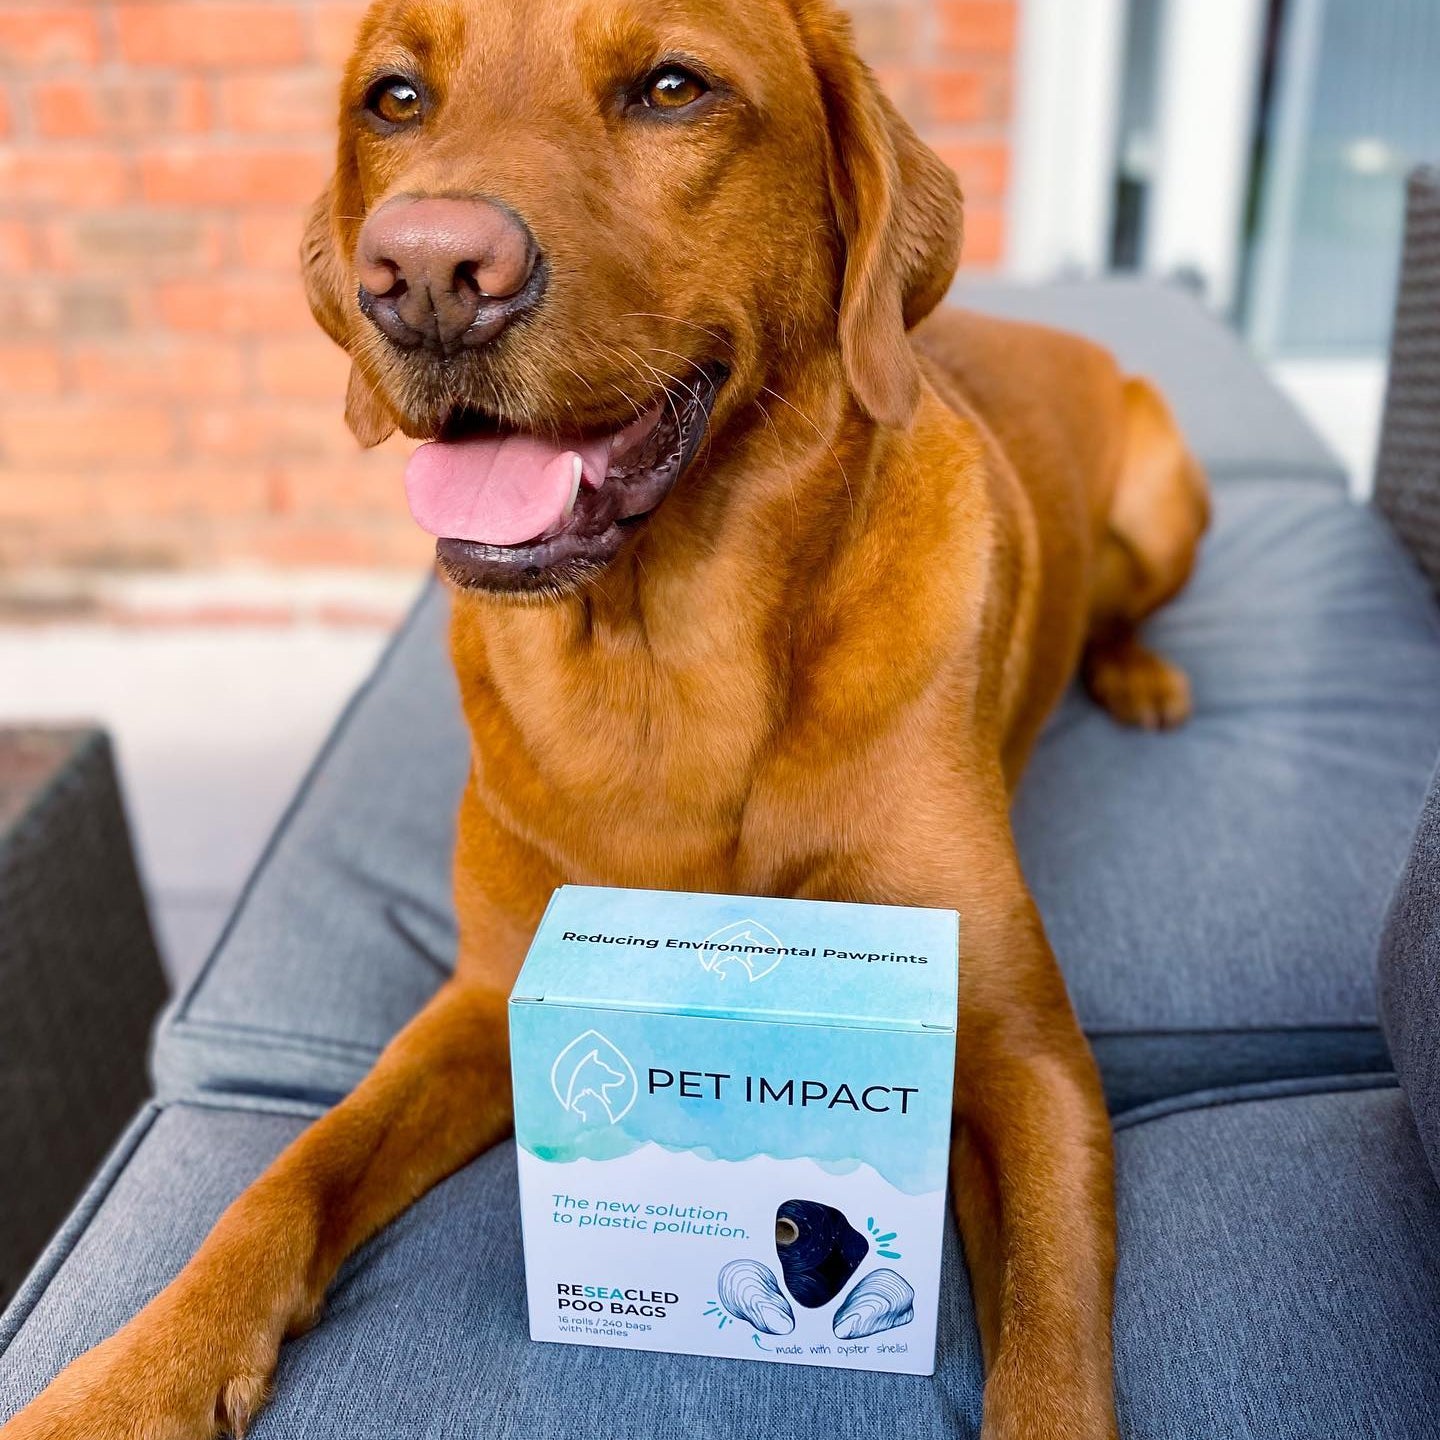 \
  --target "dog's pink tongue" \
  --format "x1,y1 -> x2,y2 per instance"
404,432 -> 611,546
